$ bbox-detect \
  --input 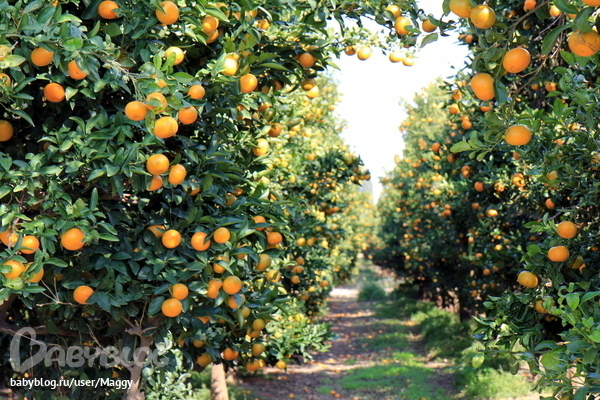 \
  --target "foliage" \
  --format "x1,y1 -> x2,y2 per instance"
357,281 -> 387,301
